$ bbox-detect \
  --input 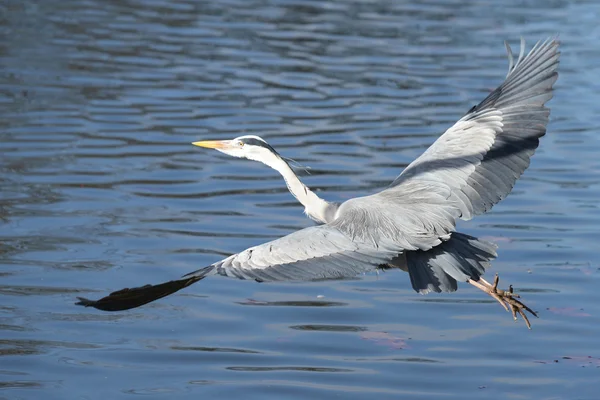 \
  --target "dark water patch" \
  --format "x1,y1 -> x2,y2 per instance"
171,346 -> 262,354
289,325 -> 367,332
226,366 -> 354,373
237,300 -> 347,307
